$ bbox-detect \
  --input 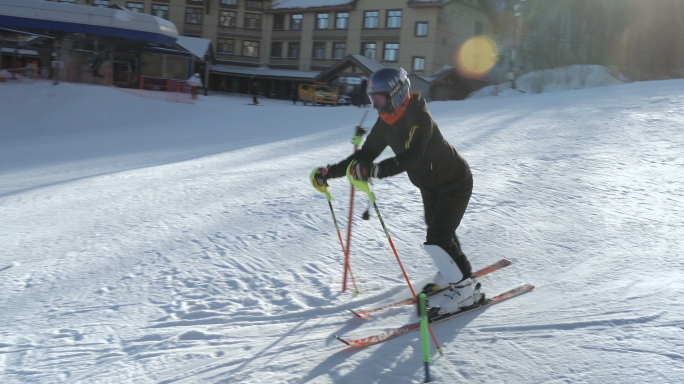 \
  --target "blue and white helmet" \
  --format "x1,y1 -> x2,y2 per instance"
367,67 -> 410,114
